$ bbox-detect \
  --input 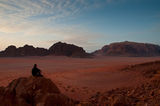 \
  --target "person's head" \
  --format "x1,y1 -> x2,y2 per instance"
34,64 -> 37,68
